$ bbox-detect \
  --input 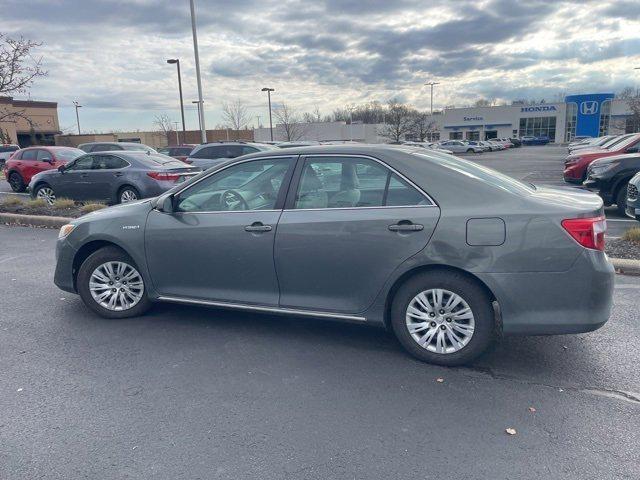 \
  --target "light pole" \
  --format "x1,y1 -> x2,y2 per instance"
192,100 -> 202,131
73,101 -> 82,135
190,0 -> 207,143
424,81 -> 440,115
261,87 -> 274,141
166,59 -> 186,144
